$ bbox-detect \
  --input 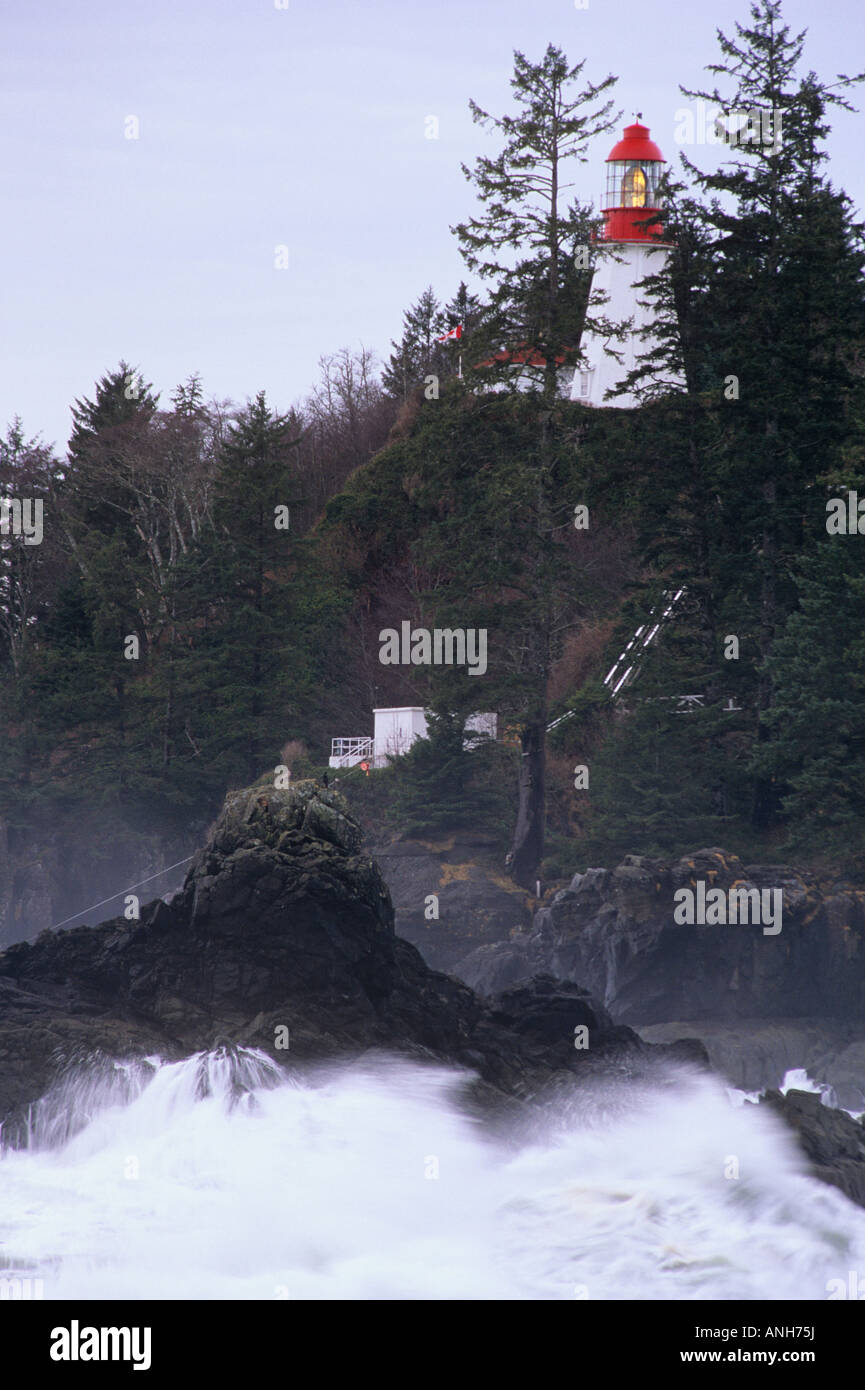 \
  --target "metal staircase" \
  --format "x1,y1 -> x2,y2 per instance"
547,586 -> 690,733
